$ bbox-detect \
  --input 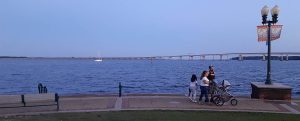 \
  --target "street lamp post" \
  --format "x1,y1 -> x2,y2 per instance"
261,5 -> 280,85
